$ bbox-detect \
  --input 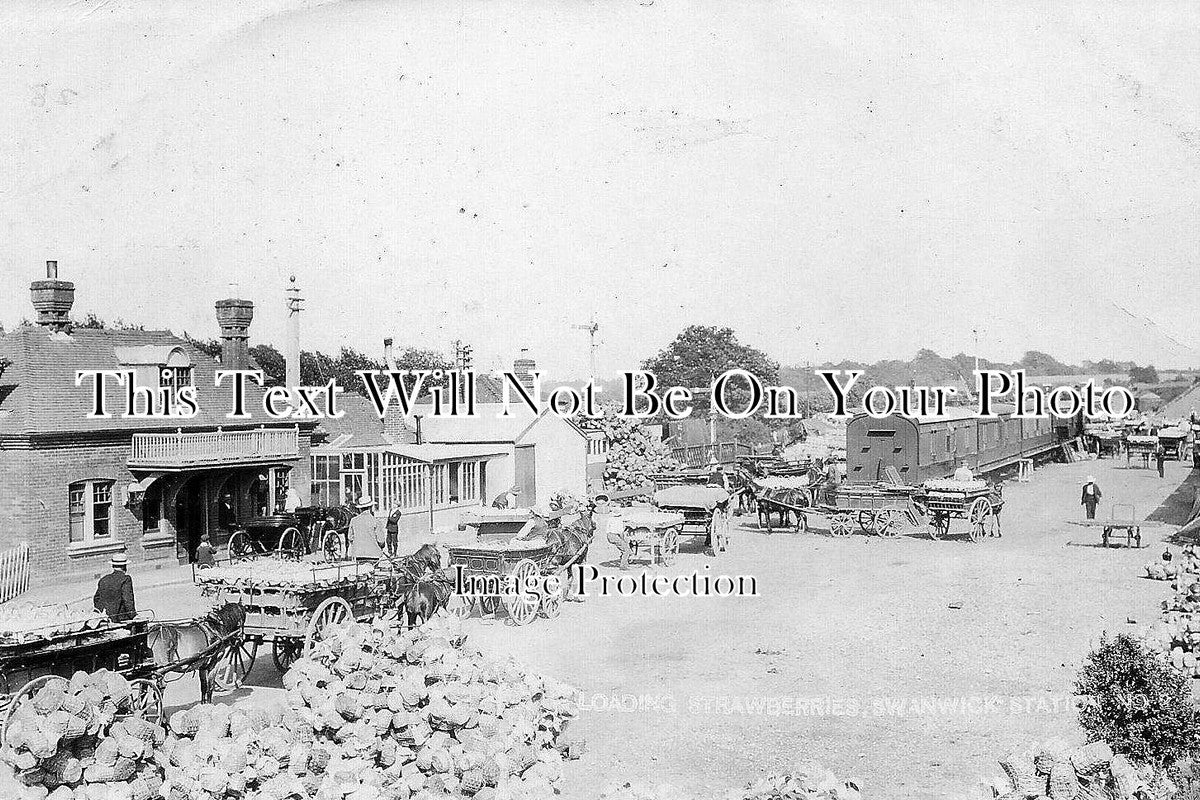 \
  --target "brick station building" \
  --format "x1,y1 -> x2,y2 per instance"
0,263 -> 314,585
